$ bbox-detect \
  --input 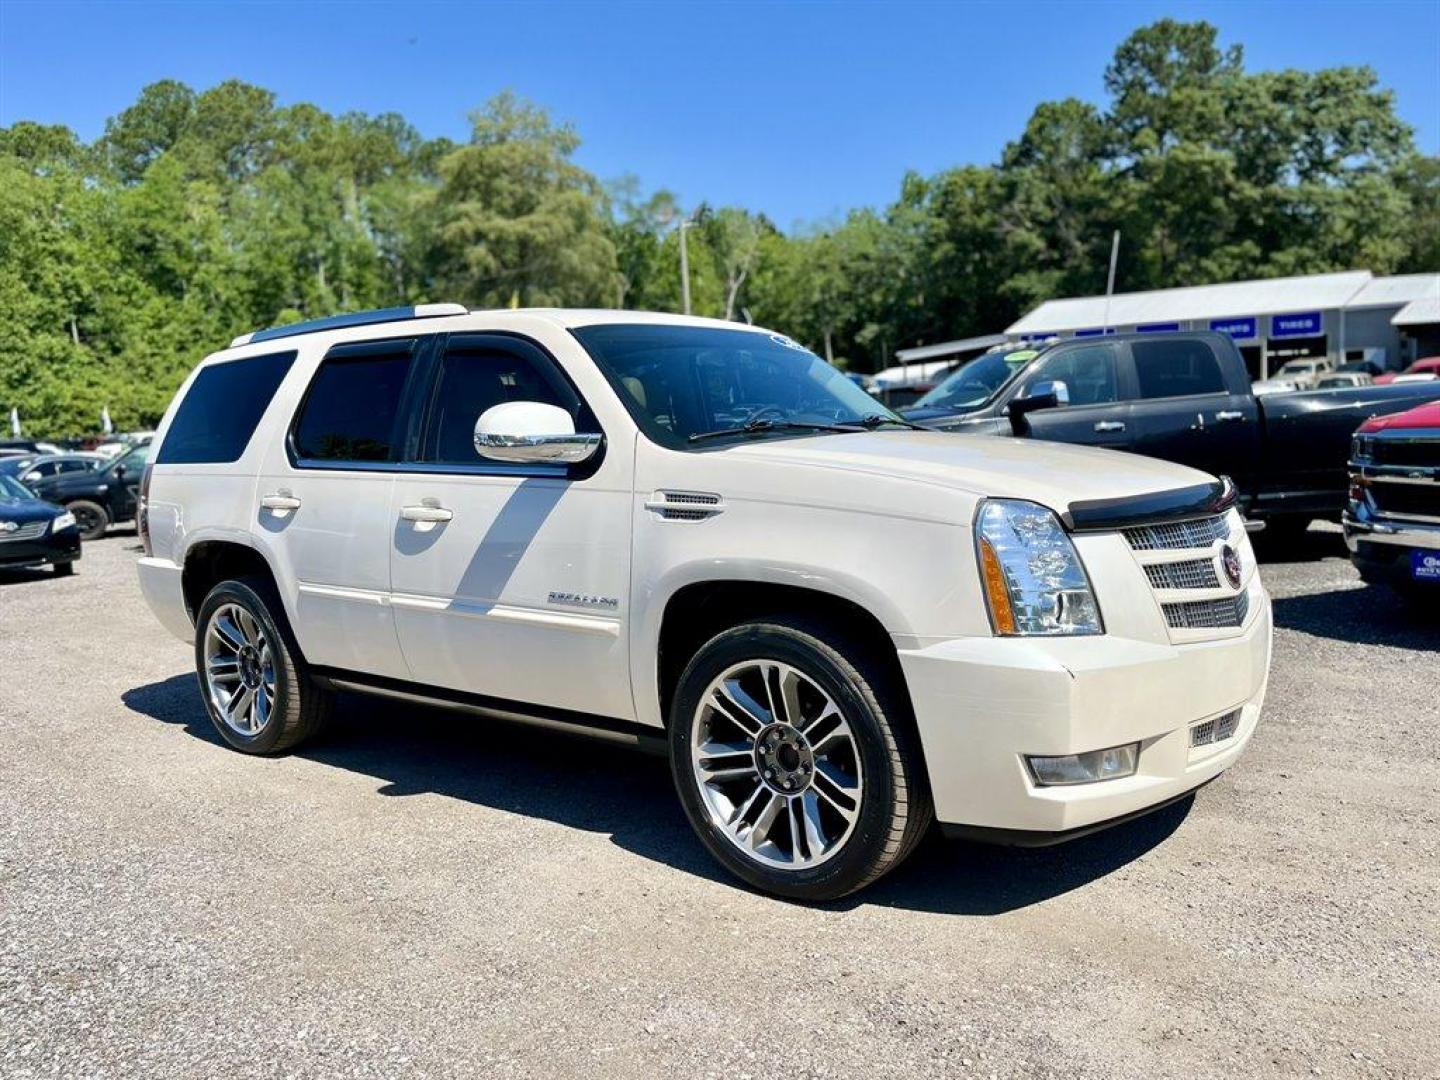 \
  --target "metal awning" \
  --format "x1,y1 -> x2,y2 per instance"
893,333 -> 1008,364
1393,295 -> 1440,327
